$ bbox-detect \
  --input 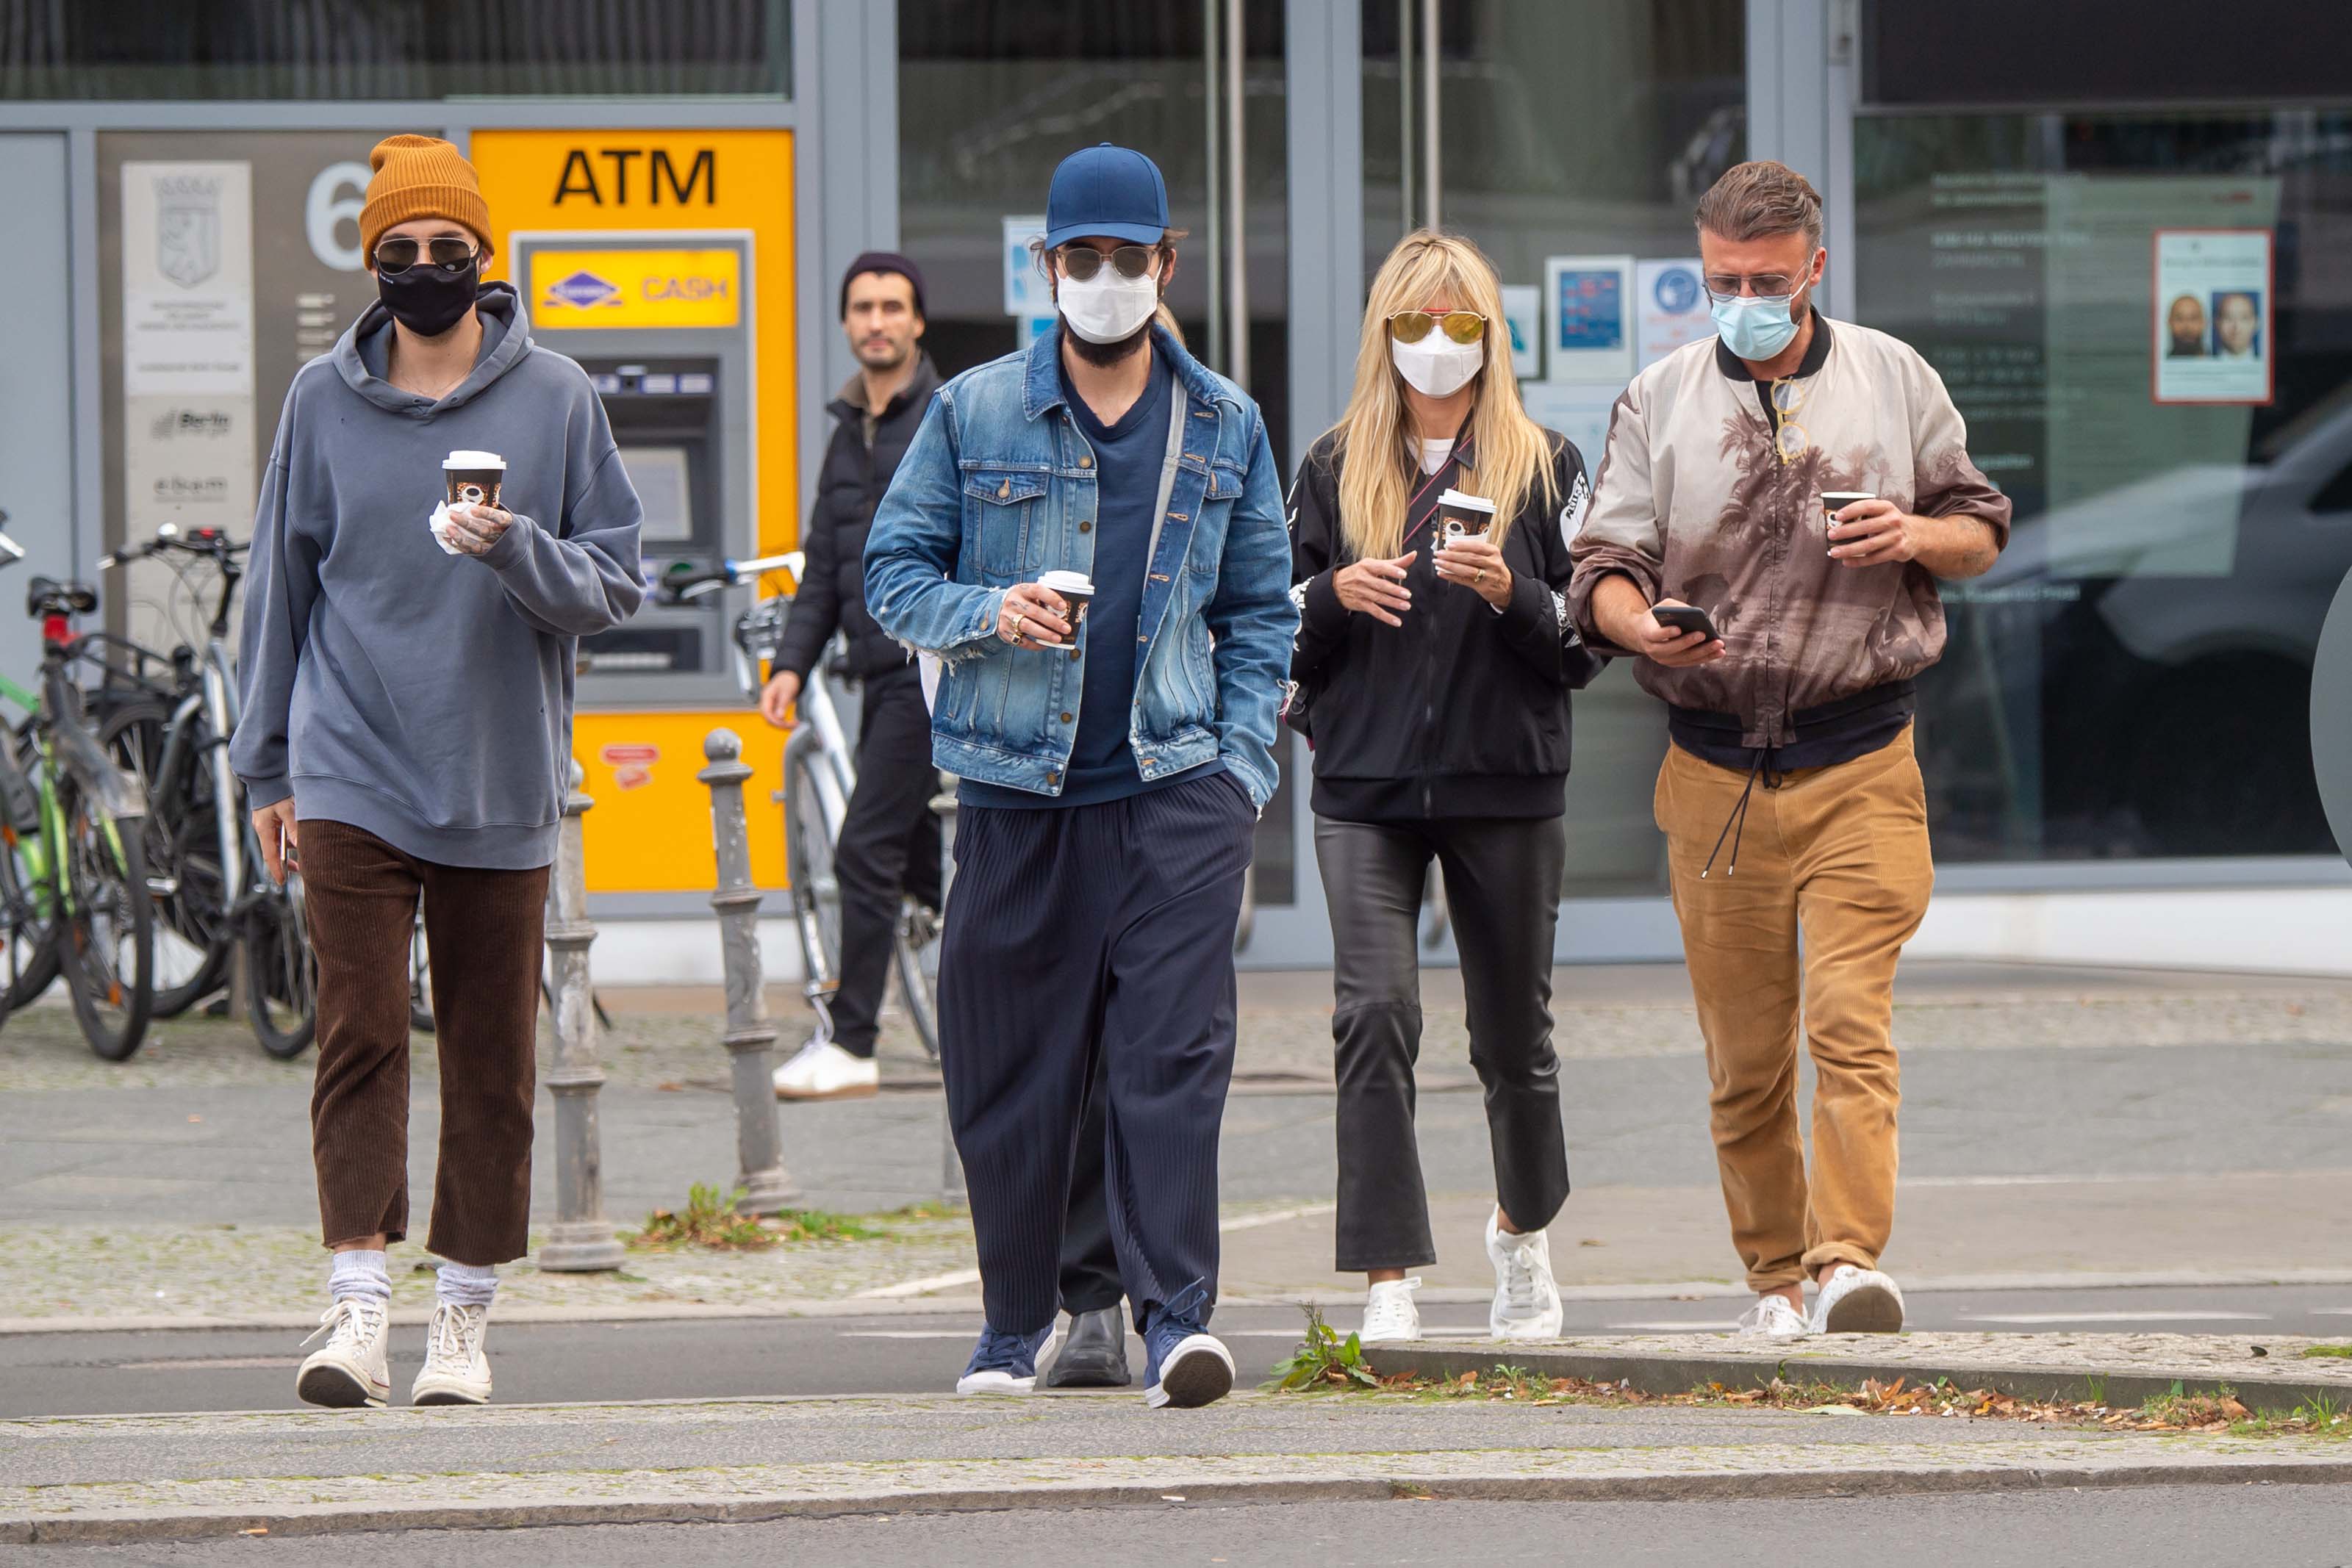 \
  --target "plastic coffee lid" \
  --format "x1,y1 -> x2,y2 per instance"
444,449 -> 507,469
1436,488 -> 1496,514
1820,491 -> 1875,503
1037,569 -> 1095,594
